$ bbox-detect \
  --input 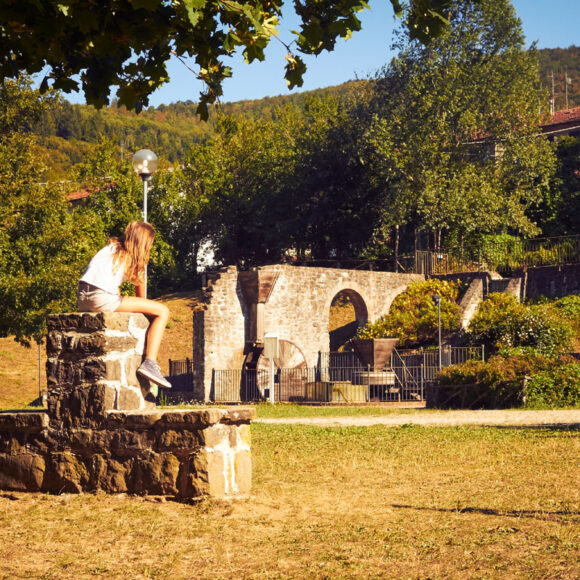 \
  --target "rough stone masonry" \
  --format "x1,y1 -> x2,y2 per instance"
0,312 -> 255,497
